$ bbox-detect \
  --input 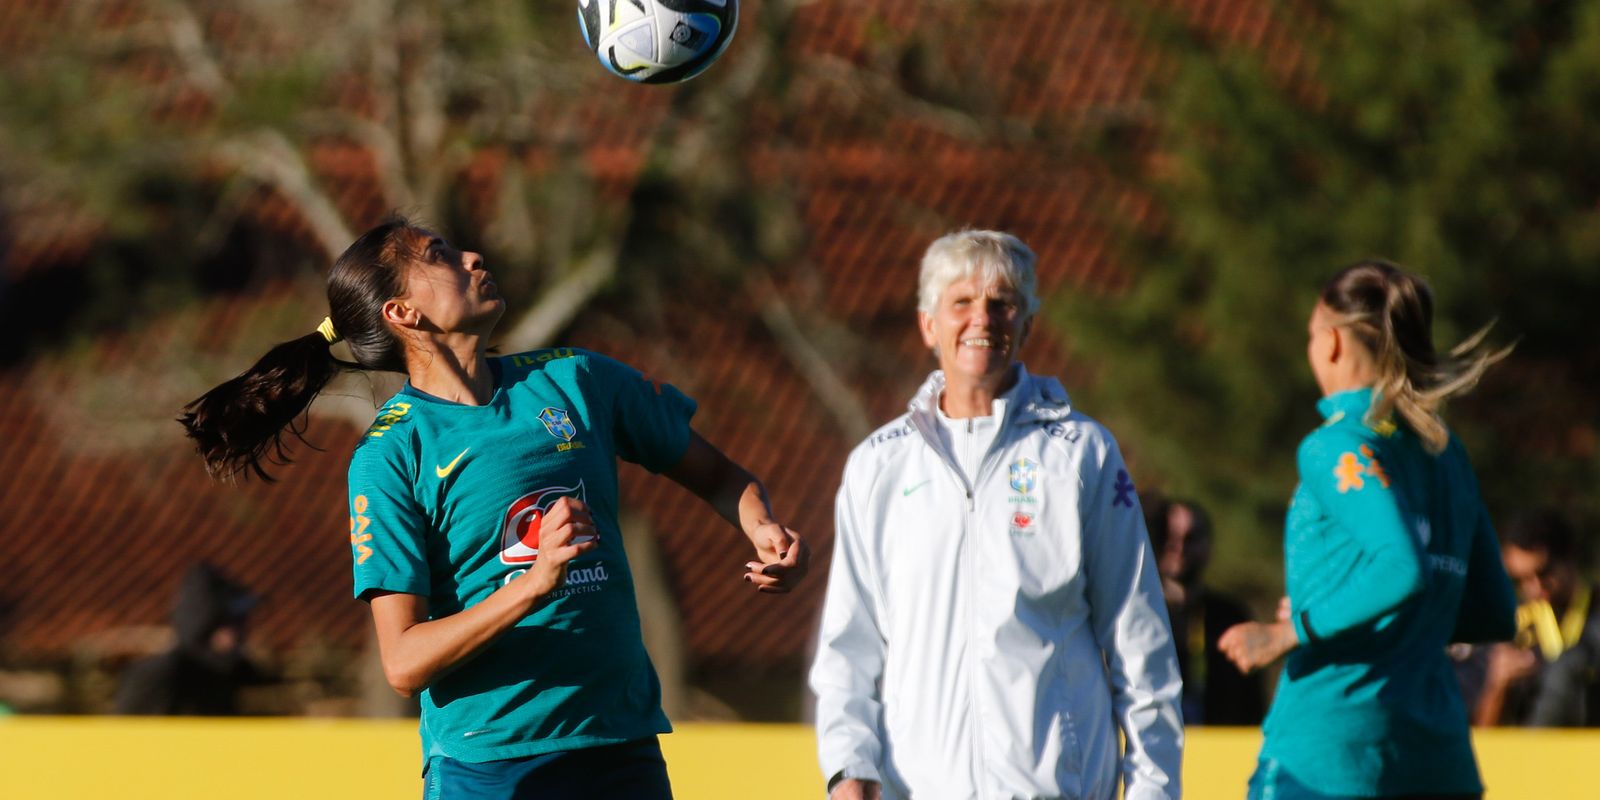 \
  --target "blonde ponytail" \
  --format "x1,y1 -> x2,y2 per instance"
1322,261 -> 1513,454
